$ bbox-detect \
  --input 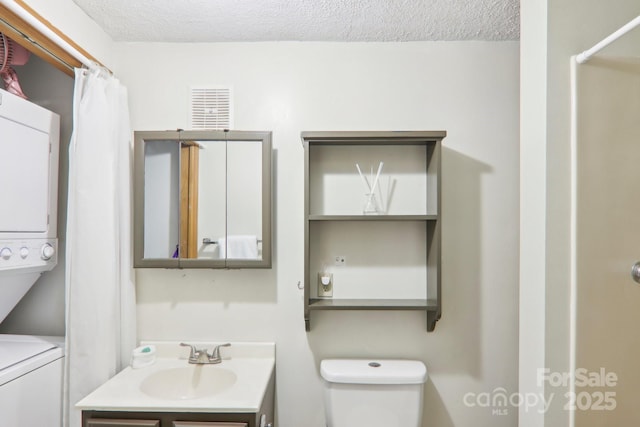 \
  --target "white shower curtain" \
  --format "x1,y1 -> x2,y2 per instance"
63,66 -> 136,427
